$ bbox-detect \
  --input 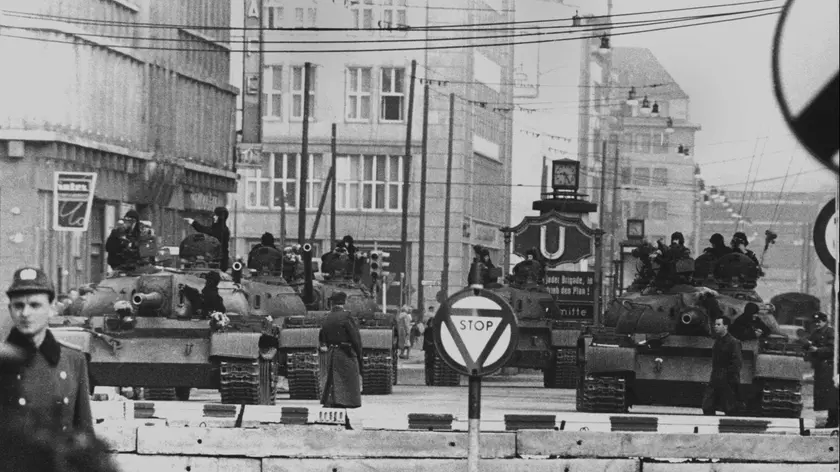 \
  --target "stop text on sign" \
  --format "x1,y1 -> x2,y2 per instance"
457,318 -> 496,331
